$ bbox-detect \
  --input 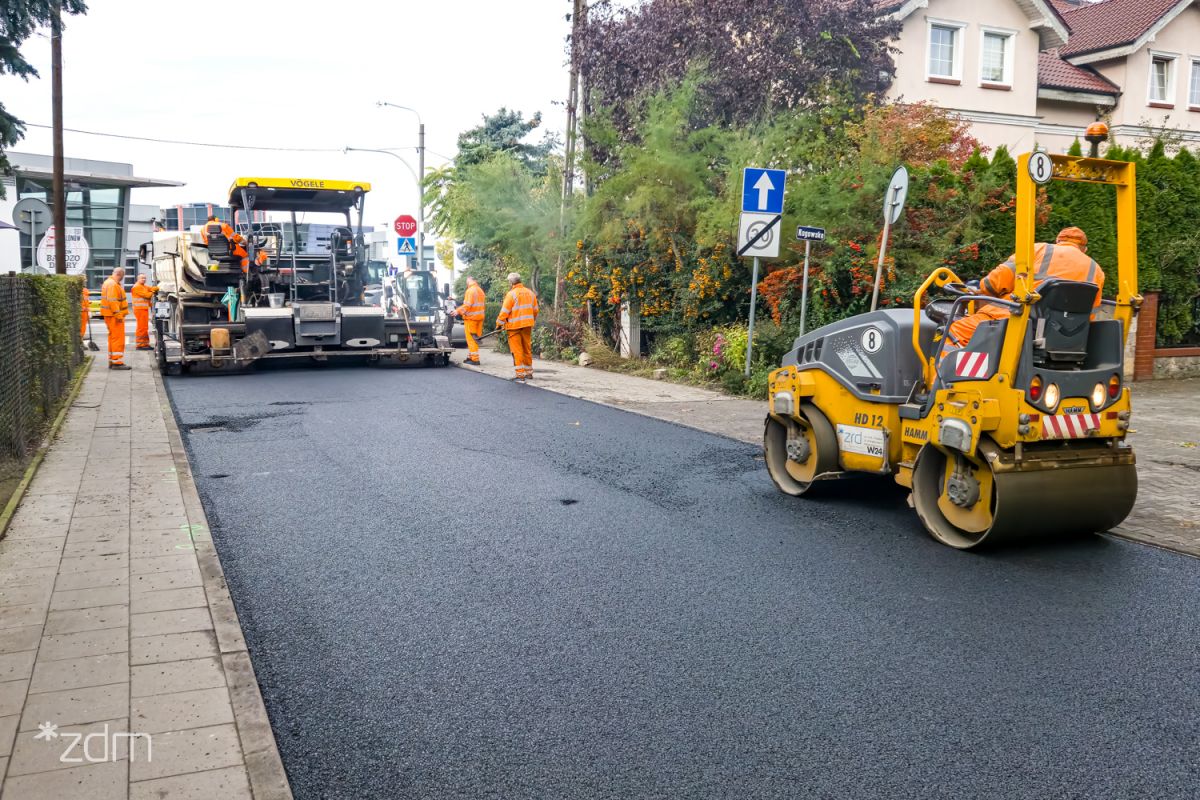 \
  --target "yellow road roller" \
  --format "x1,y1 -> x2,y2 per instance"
764,152 -> 1140,549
